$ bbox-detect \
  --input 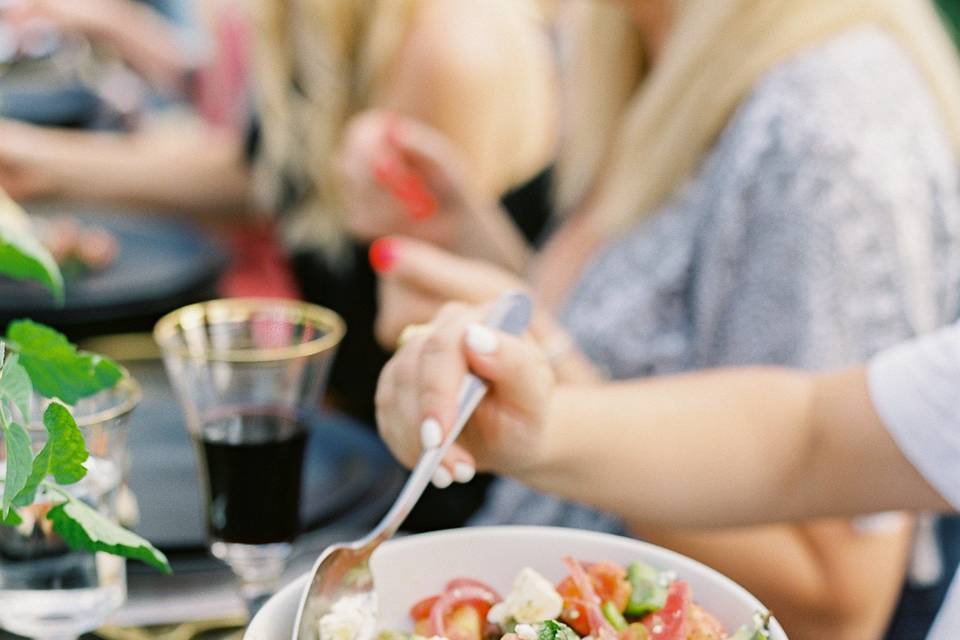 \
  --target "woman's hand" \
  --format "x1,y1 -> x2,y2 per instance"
375,301 -> 555,487
370,236 -> 526,348
4,0 -> 192,91
372,236 -> 605,383
338,110 -> 530,270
